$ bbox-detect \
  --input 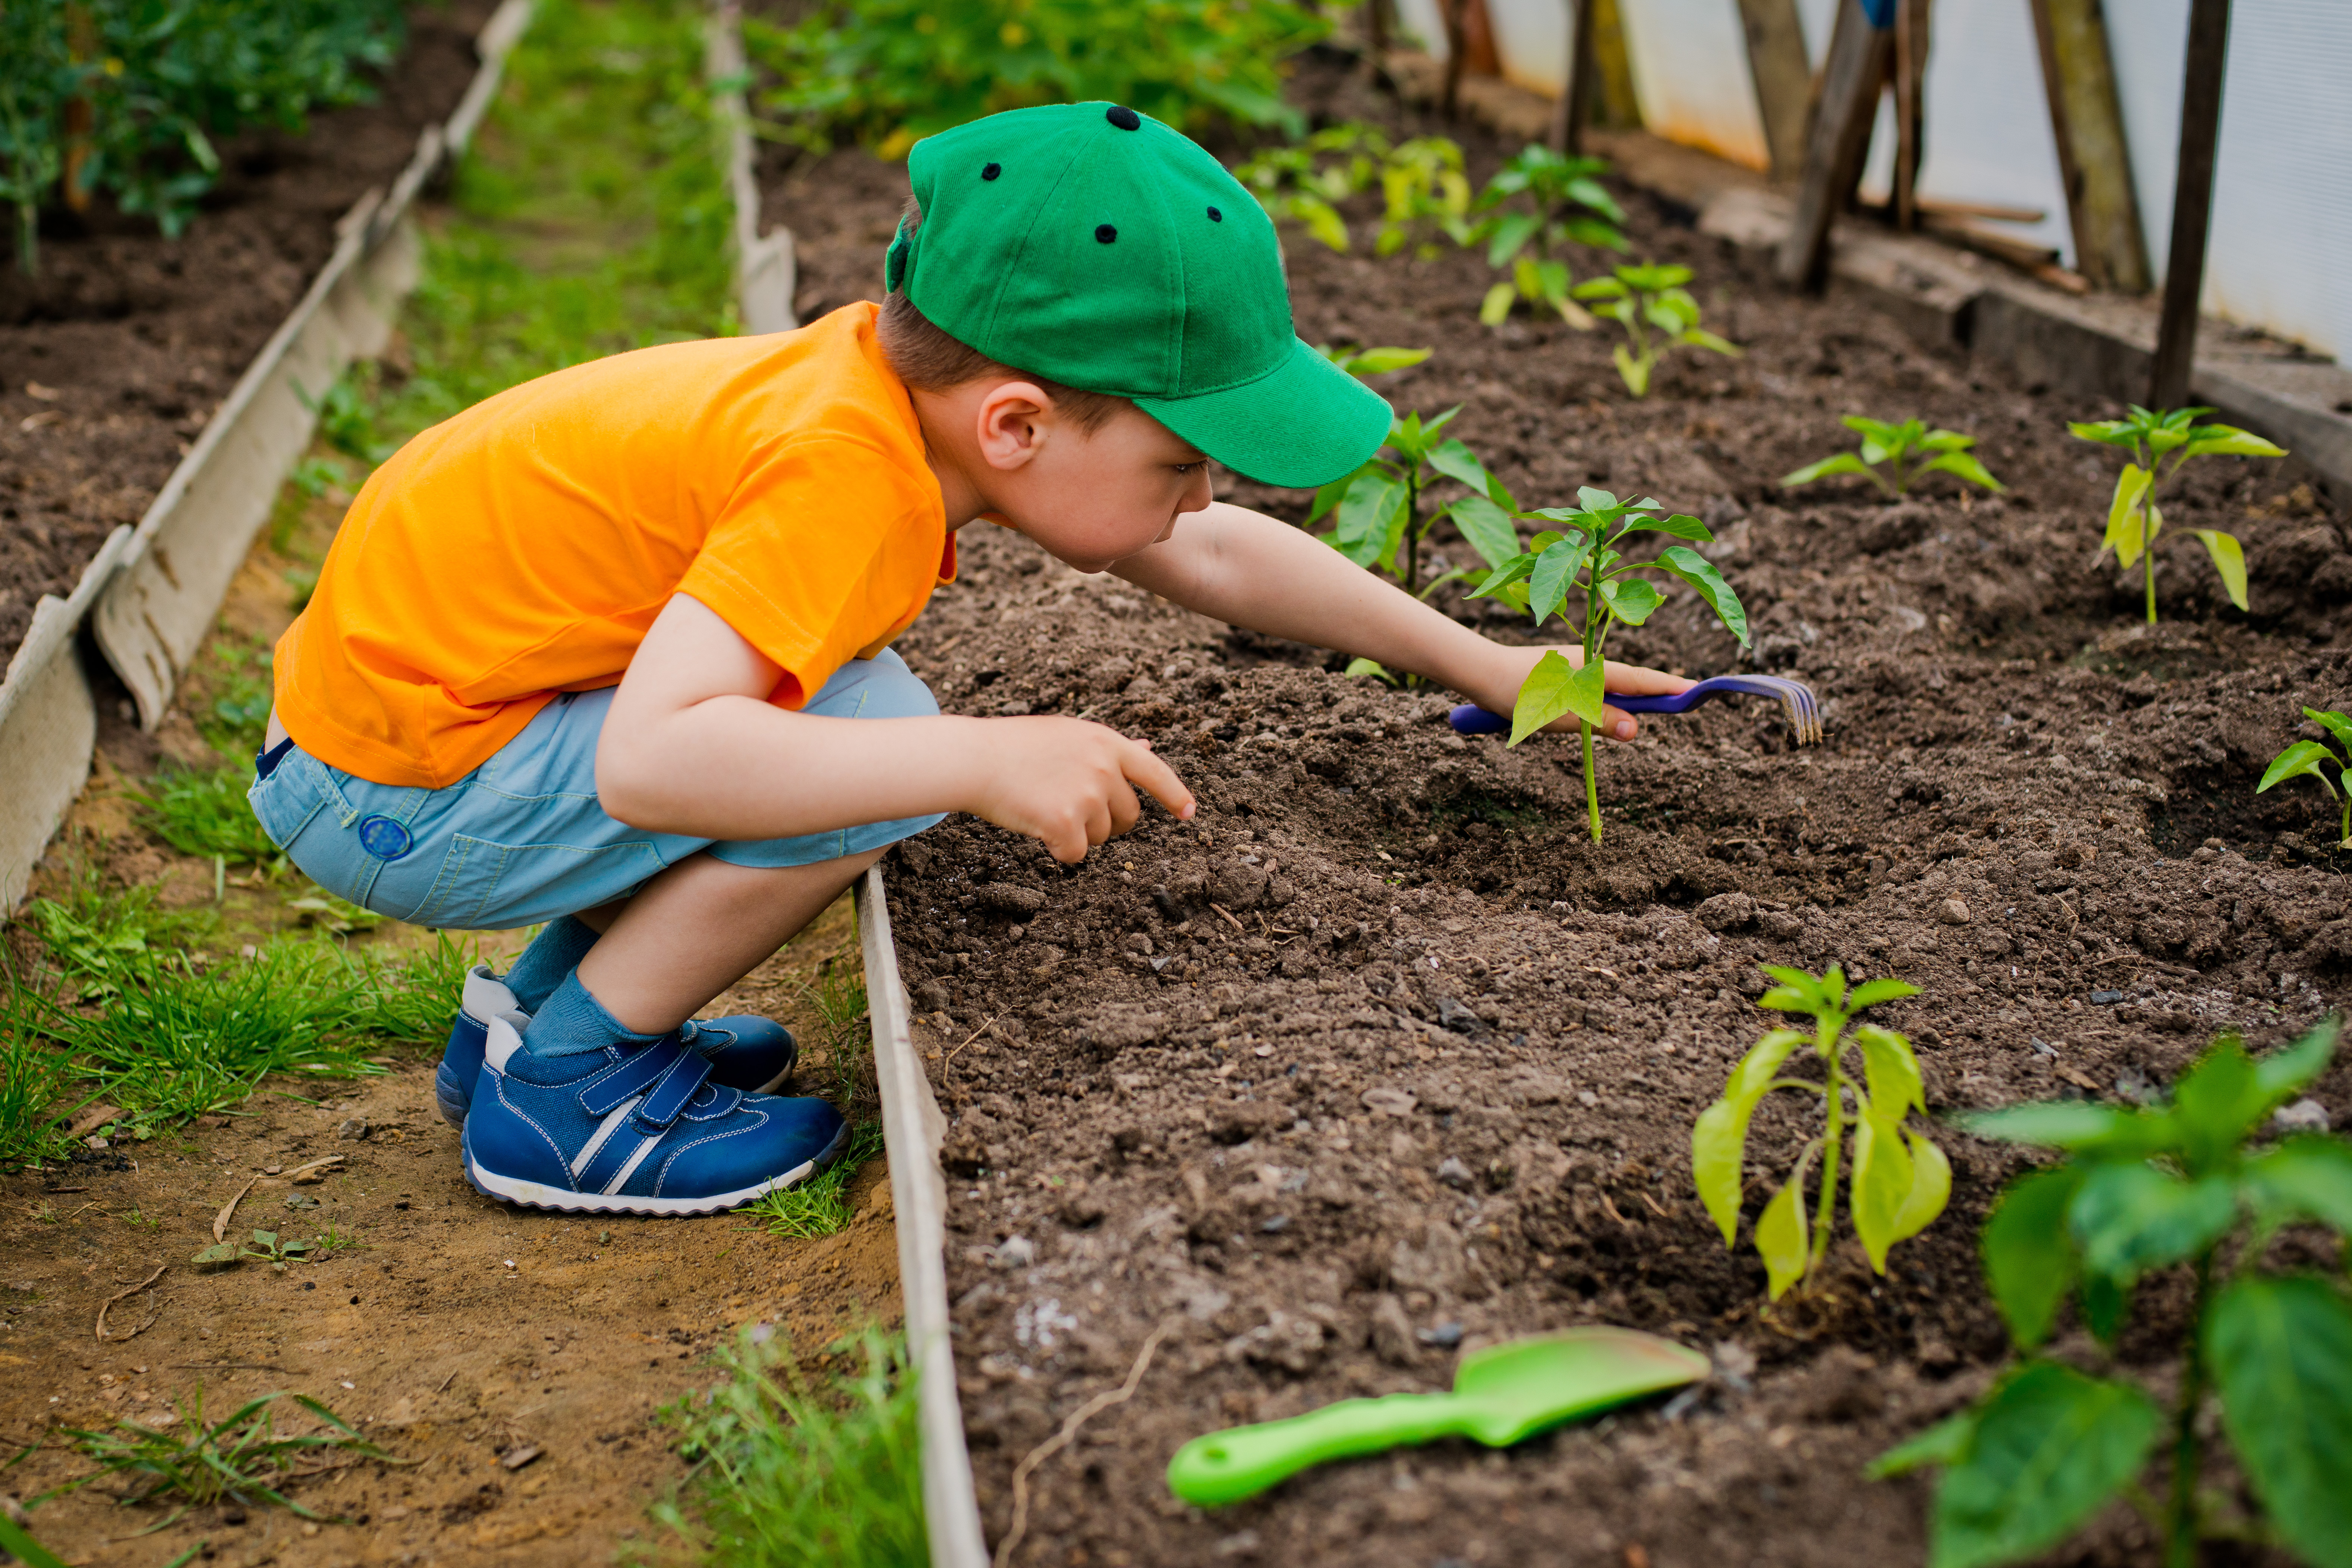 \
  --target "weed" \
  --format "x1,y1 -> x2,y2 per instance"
1313,410 -> 1523,601
1468,145 -> 1626,329
750,0 -> 1322,157
1232,123 -> 1470,258
309,1225 -> 361,1258
1468,487 -> 1748,839
286,454 -> 349,501
747,1123 -> 886,1239
1571,262 -> 1740,397
1780,415 -> 2005,498
0,1511 -> 67,1568
340,931 -> 480,1045
27,871 -> 215,999
0,1014 -> 72,1169
41,1388 -> 405,1520
192,637 -> 277,755
131,765 -> 280,866
1874,1023 -> 2352,1568
654,1325 -> 923,1567
116,1208 -> 163,1231
284,884 -> 383,935
193,1228 -> 313,1272
1693,966 -> 1947,1301
2069,404 -> 2284,623
2258,708 -> 2352,847
292,374 -> 383,465
802,966 -> 871,1110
